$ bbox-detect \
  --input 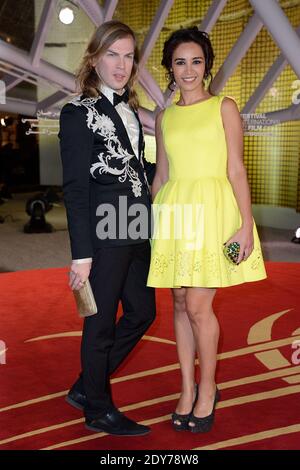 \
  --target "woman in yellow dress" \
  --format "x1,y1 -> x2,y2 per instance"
147,28 -> 267,433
